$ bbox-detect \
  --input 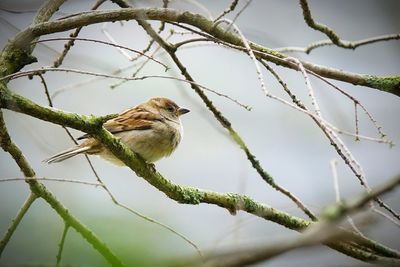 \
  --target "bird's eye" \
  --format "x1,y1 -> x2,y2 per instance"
167,106 -> 176,112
